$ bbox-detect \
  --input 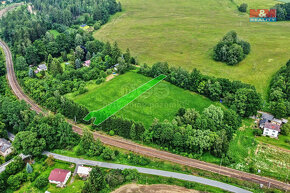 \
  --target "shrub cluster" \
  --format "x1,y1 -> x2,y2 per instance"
268,60 -> 290,118
213,31 -> 251,65
273,3 -> 290,21
144,105 -> 241,158
139,62 -> 261,117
